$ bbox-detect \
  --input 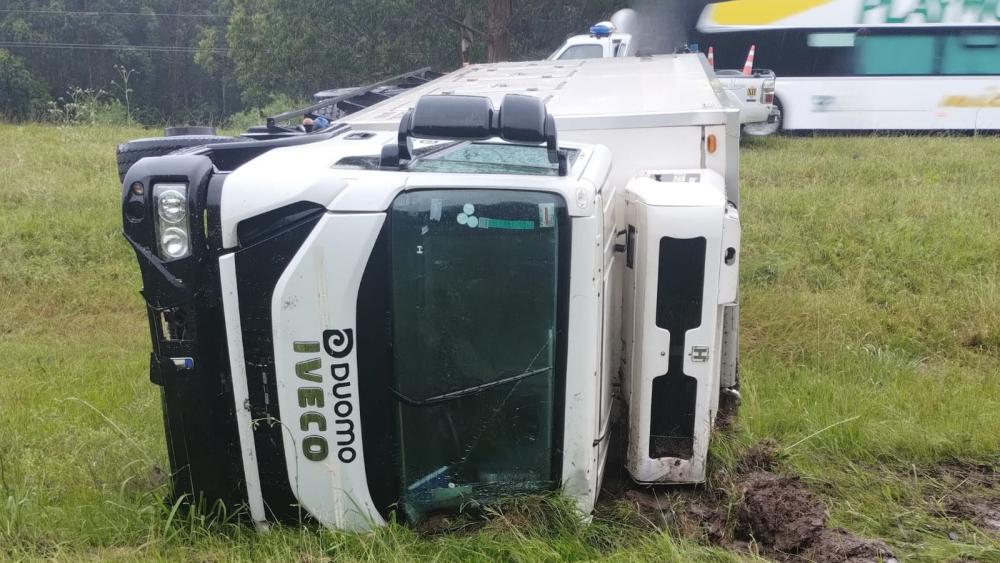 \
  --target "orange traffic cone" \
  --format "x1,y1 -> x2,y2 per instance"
708,46 -> 715,69
742,44 -> 756,76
